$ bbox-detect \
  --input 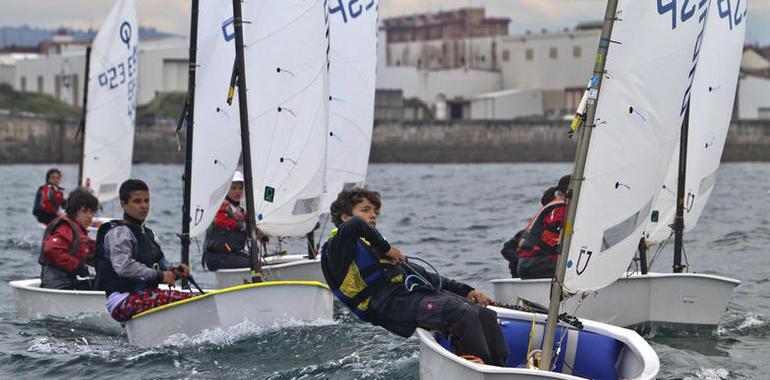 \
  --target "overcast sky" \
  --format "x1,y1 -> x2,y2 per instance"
2,0 -> 769,44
